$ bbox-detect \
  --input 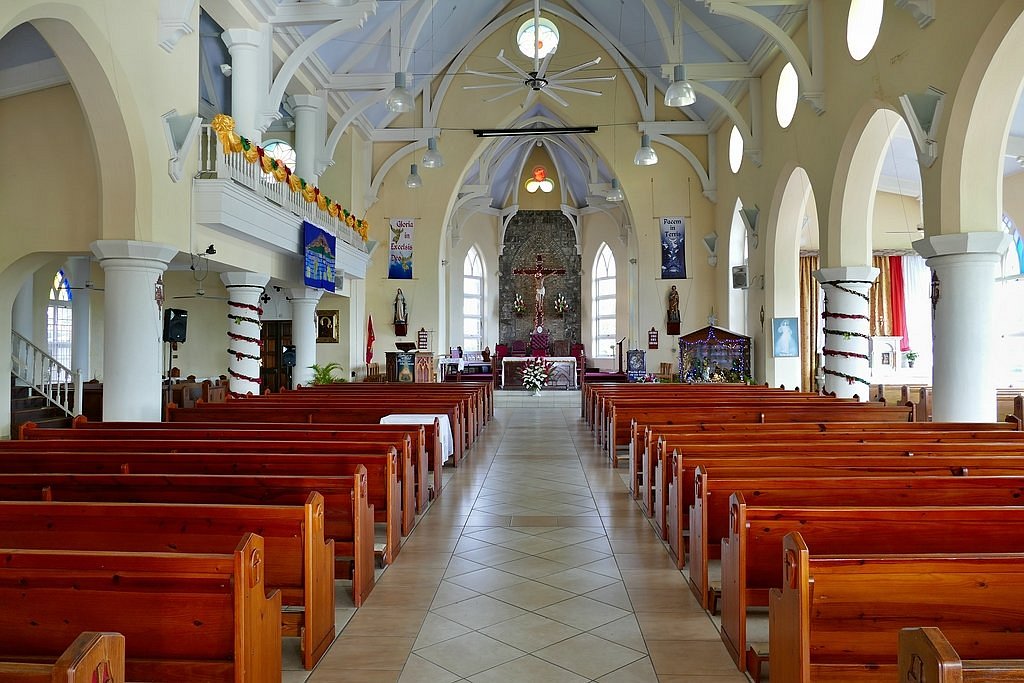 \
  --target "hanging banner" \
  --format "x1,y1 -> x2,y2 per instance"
303,221 -> 336,292
388,218 -> 415,279
660,216 -> 687,279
